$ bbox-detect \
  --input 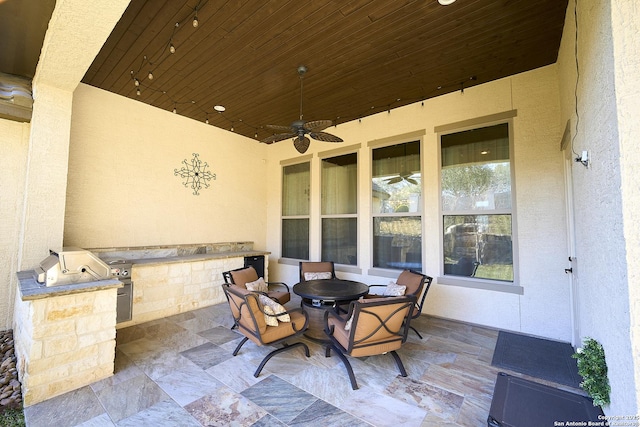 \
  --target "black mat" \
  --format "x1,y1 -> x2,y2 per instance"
491,331 -> 582,388
488,372 -> 603,427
